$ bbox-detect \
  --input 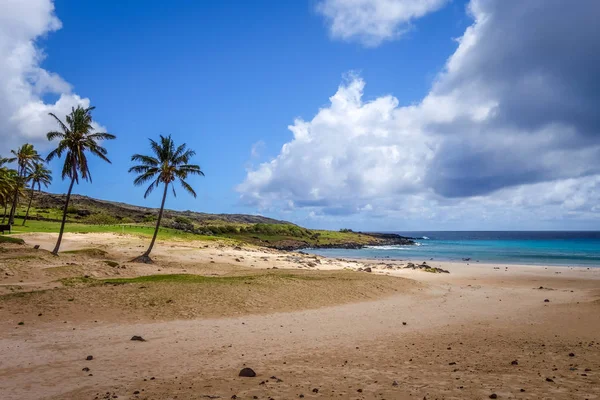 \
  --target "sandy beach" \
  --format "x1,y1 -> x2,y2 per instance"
1,232 -> 599,399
